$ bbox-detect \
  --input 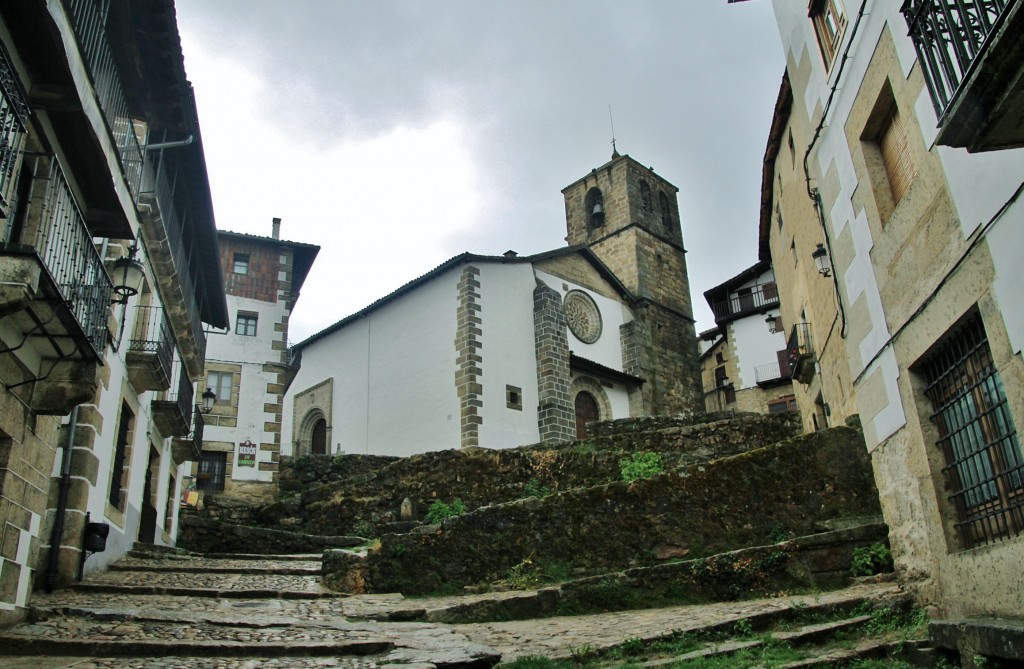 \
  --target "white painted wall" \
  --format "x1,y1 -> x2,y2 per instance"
535,269 -> 632,370
476,263 -> 542,449
732,311 -> 788,389
205,292 -> 290,482
283,266 -> 462,458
